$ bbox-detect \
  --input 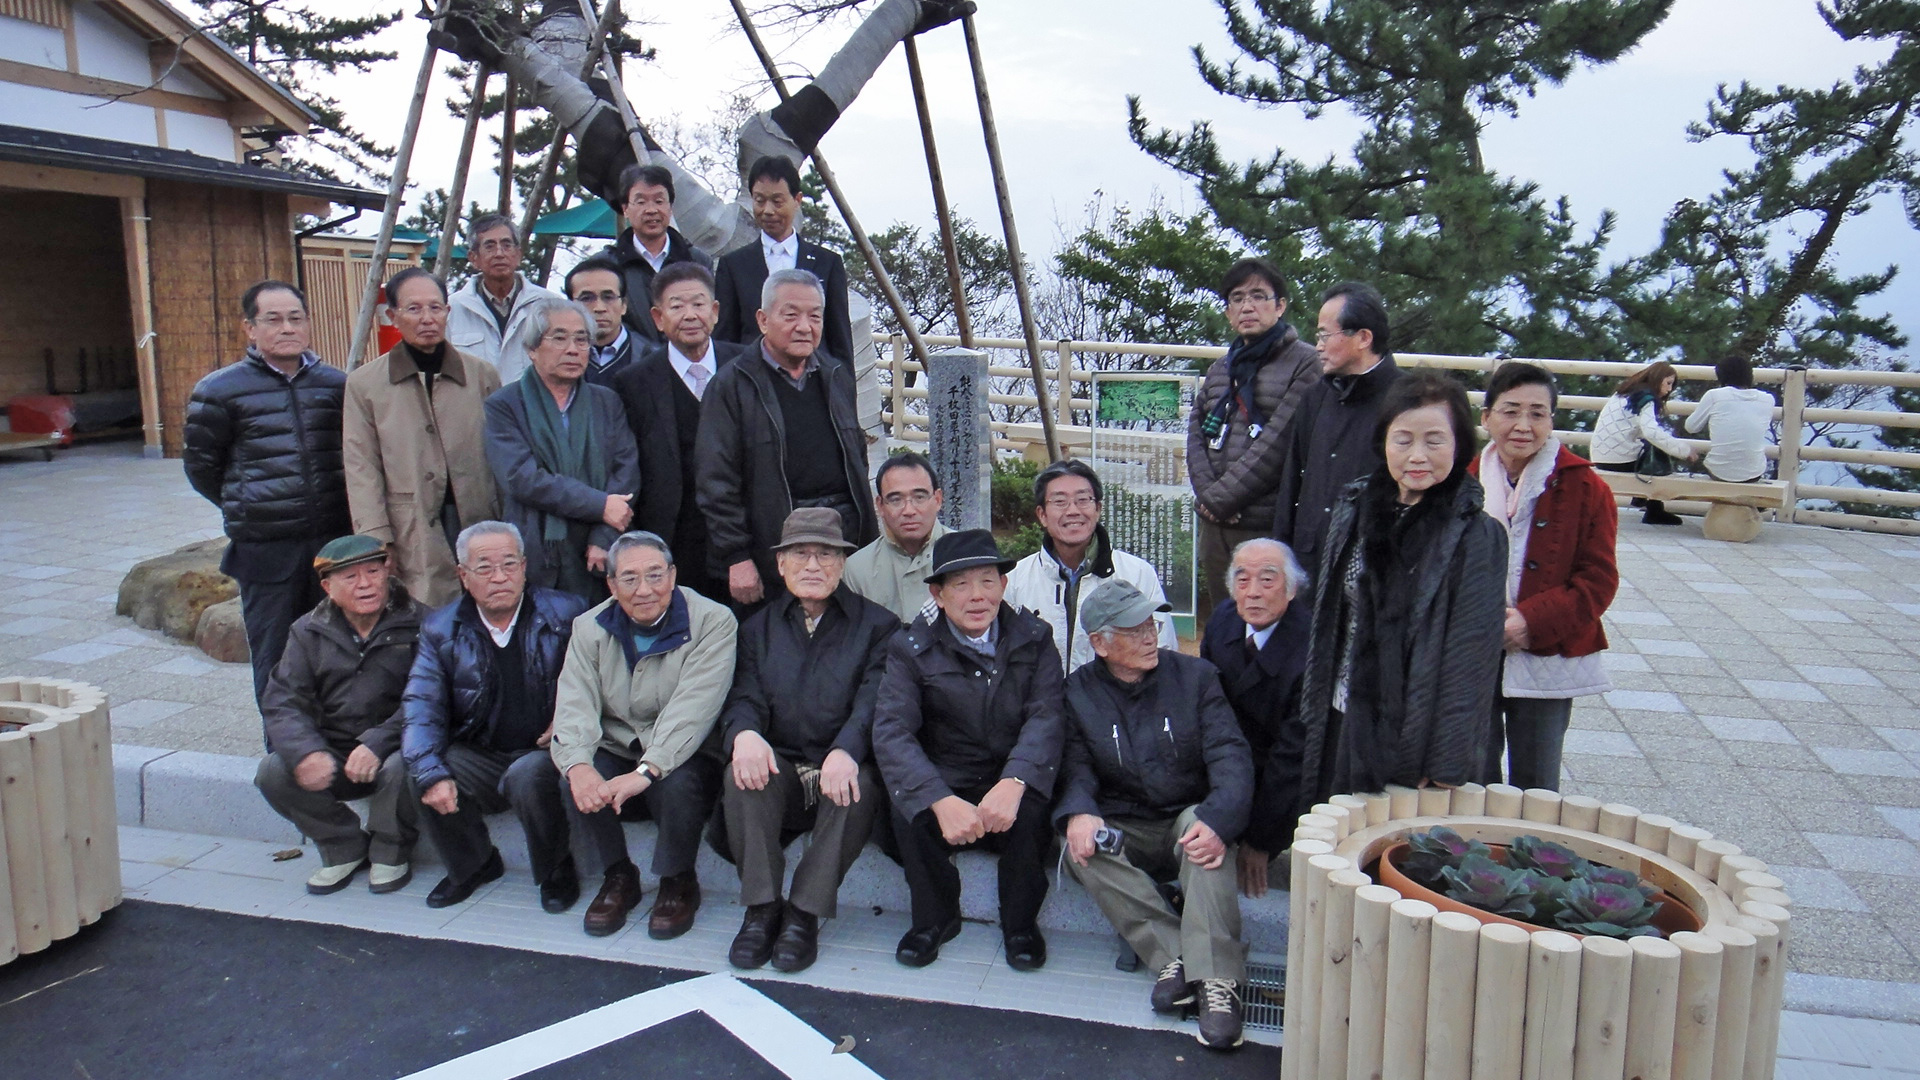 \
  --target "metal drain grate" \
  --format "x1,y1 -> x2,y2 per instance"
1243,958 -> 1286,1032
